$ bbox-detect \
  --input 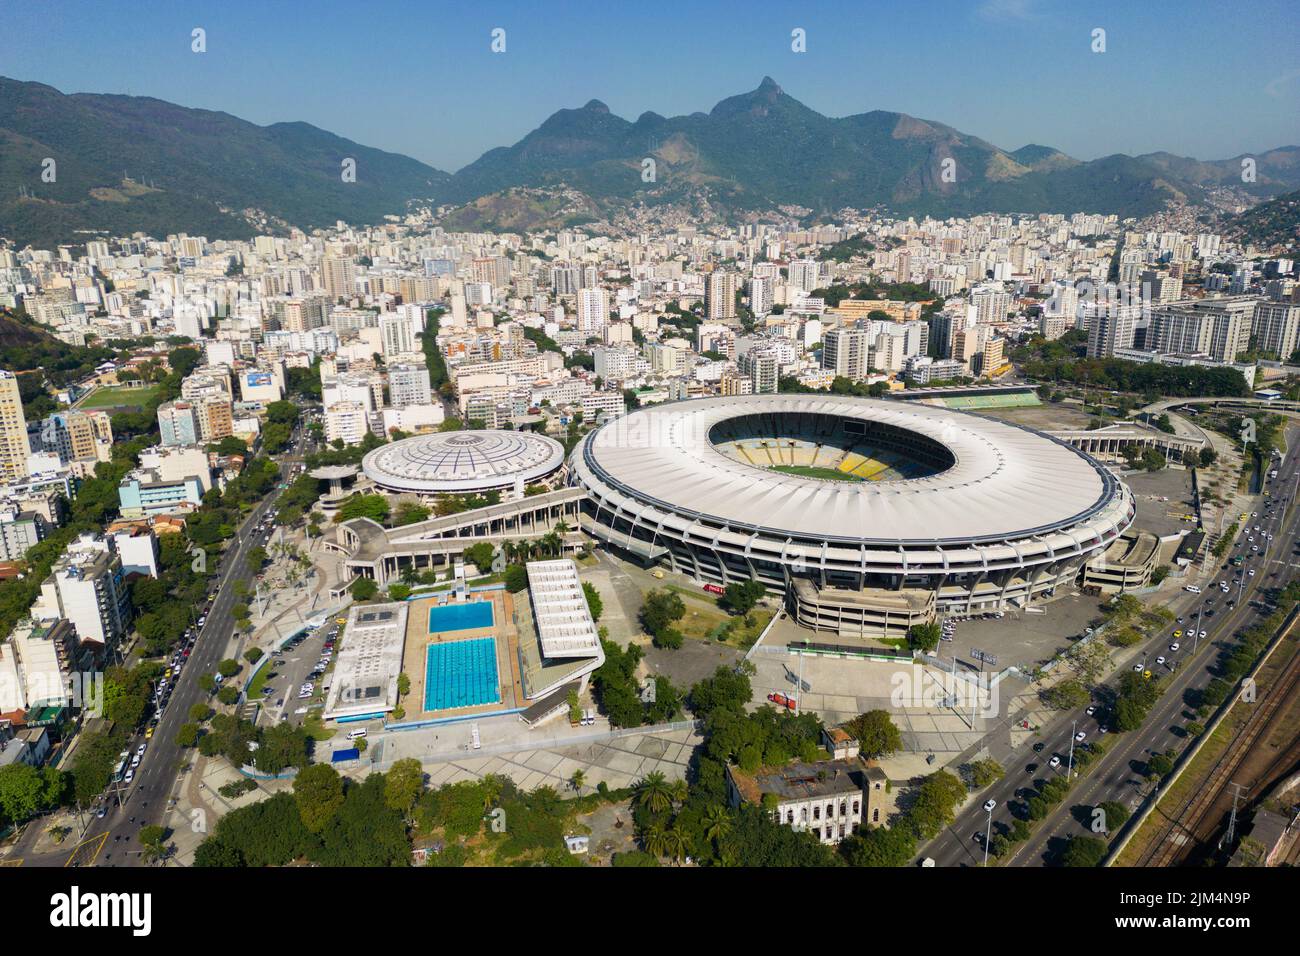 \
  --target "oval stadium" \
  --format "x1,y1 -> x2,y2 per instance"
361,430 -> 566,496
570,394 -> 1135,631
